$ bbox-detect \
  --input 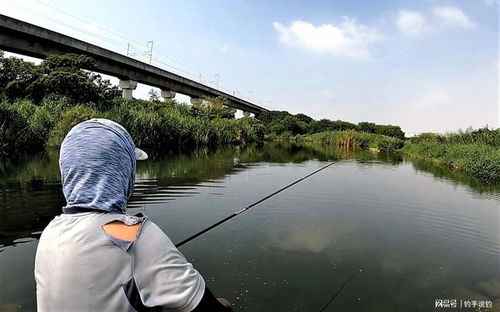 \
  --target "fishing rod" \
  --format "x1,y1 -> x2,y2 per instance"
319,270 -> 360,312
172,152 -> 357,310
174,153 -> 351,248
